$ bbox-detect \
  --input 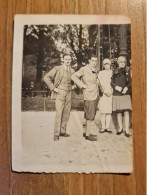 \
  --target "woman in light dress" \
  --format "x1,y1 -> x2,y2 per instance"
98,58 -> 113,133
